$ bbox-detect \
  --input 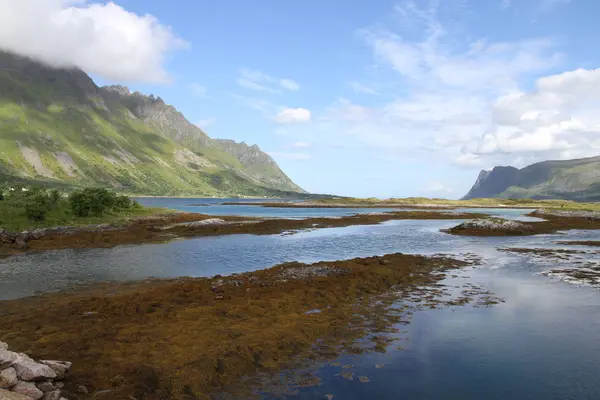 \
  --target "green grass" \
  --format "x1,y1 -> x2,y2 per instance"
0,192 -> 170,232
312,196 -> 600,211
